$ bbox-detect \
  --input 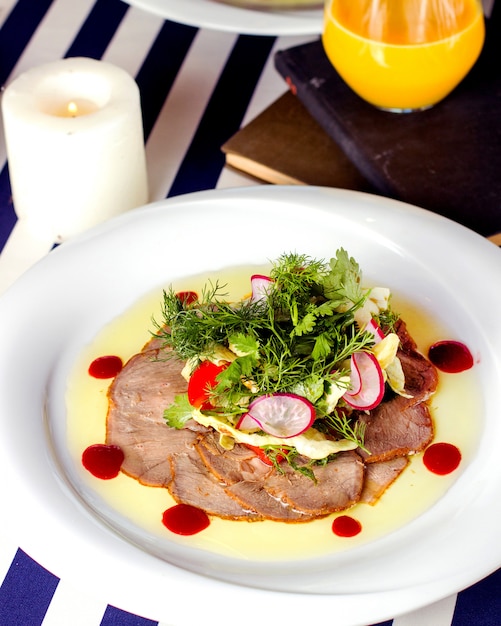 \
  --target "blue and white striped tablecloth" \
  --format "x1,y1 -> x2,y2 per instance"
0,1 -> 500,624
